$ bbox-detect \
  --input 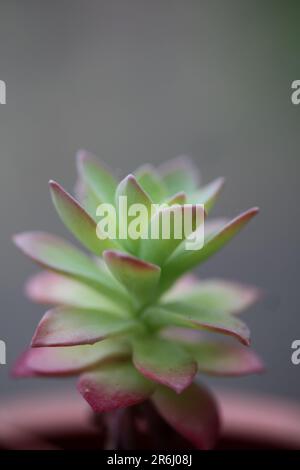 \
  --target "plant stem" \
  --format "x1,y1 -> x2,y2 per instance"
94,401 -> 193,450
